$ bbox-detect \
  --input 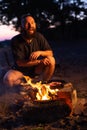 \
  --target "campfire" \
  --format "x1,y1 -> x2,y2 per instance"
18,75 -> 77,110
14,76 -> 77,123
20,76 -> 61,101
